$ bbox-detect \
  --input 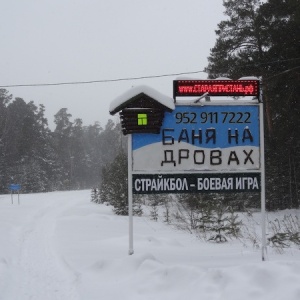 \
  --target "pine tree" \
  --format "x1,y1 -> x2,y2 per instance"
208,202 -> 242,243
206,0 -> 264,79
84,122 -> 103,188
163,197 -> 171,224
149,195 -> 159,221
99,149 -> 128,215
70,118 -> 87,189
91,188 -> 98,203
0,89 -> 12,193
53,108 -> 73,190
206,0 -> 300,210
